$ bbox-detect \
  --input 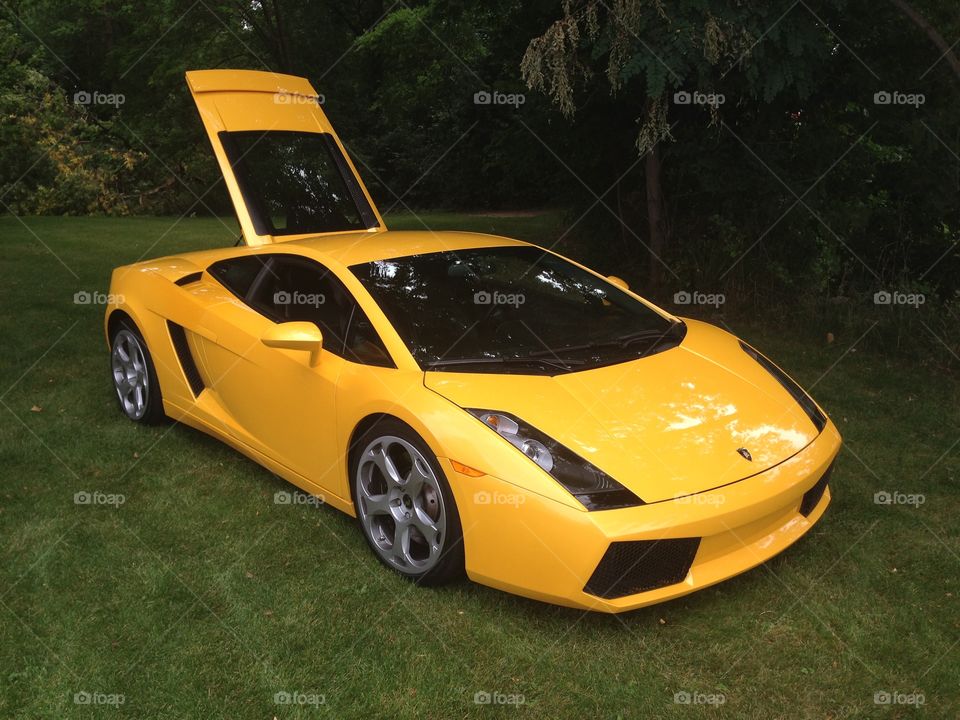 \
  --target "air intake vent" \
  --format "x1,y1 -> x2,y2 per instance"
799,462 -> 834,516
174,271 -> 203,286
167,321 -> 205,397
584,538 -> 701,599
